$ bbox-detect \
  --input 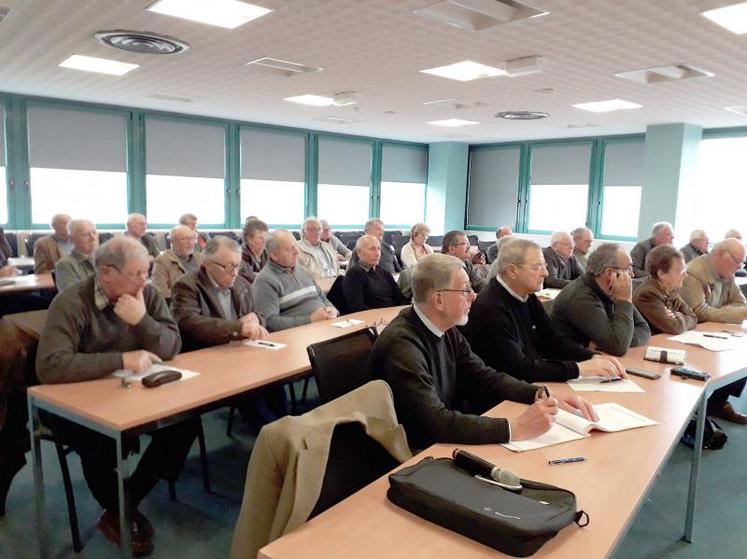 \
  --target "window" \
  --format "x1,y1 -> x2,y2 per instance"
146,118 -> 225,225
528,143 -> 591,232
691,137 -> 747,238
600,140 -> 644,238
467,146 -> 520,229
240,128 -> 305,225
379,144 -> 428,225
27,105 -> 128,225
318,137 -> 372,226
